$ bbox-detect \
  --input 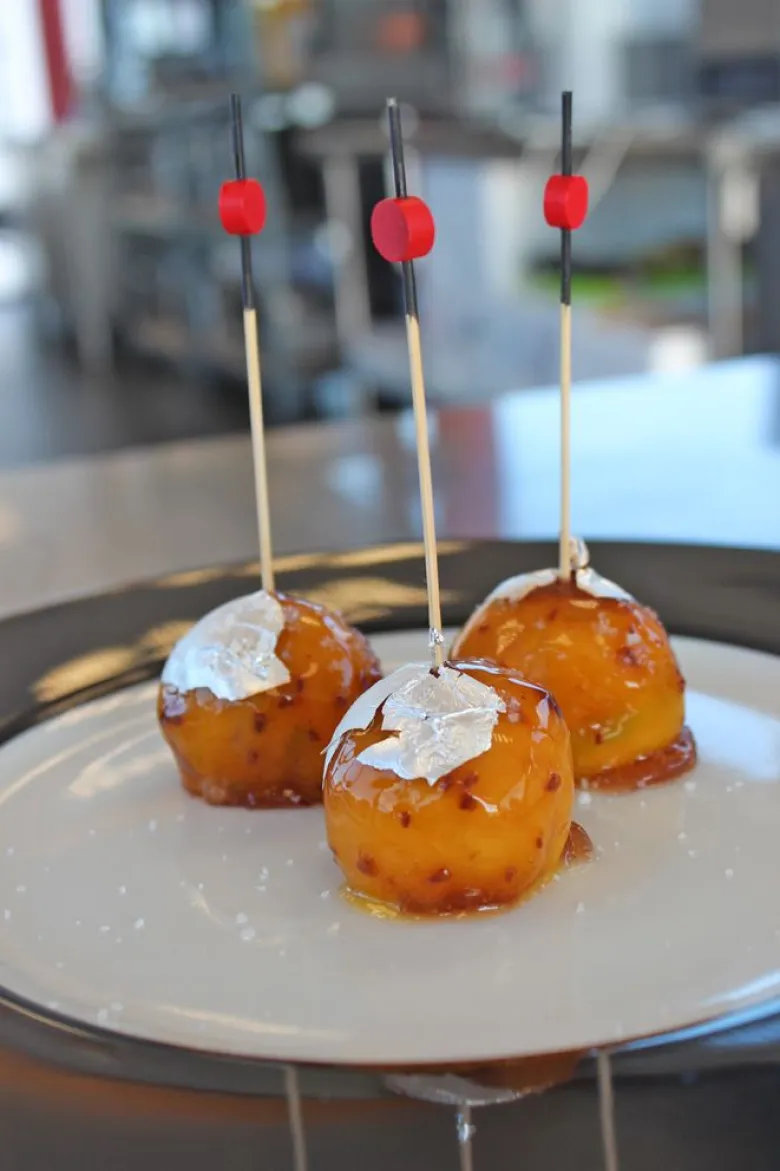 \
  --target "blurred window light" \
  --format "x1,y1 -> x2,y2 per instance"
125,0 -> 211,55
286,83 -> 336,129
648,326 -> 706,373
0,4 -> 51,141
61,0 -> 105,86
